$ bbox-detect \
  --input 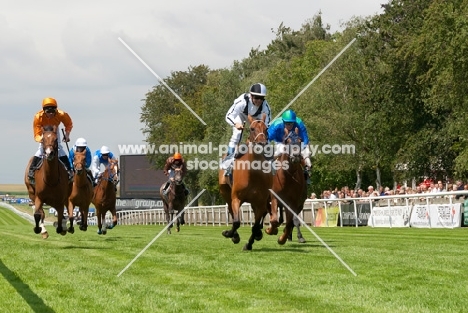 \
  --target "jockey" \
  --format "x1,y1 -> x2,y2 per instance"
68,137 -> 92,171
222,83 -> 272,176
90,145 -> 117,184
267,109 -> 312,183
28,97 -> 74,185
162,152 -> 190,196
